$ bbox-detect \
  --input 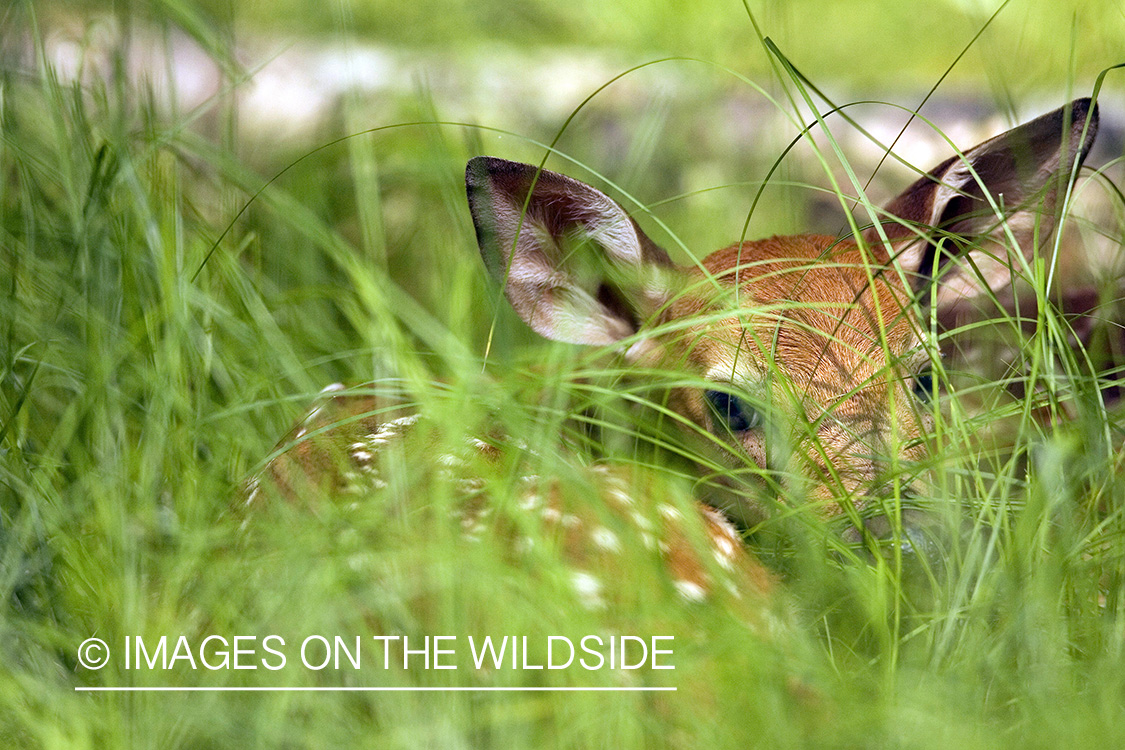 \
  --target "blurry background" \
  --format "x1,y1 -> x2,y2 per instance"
3,1 -> 1125,747
24,0 -> 1125,228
